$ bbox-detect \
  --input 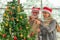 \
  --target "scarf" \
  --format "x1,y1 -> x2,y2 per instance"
42,17 -> 53,26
